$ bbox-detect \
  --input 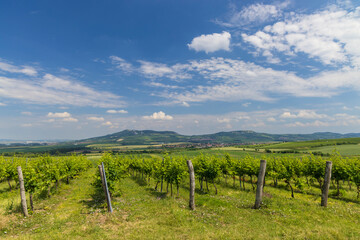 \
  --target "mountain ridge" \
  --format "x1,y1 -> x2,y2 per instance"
77,129 -> 360,145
